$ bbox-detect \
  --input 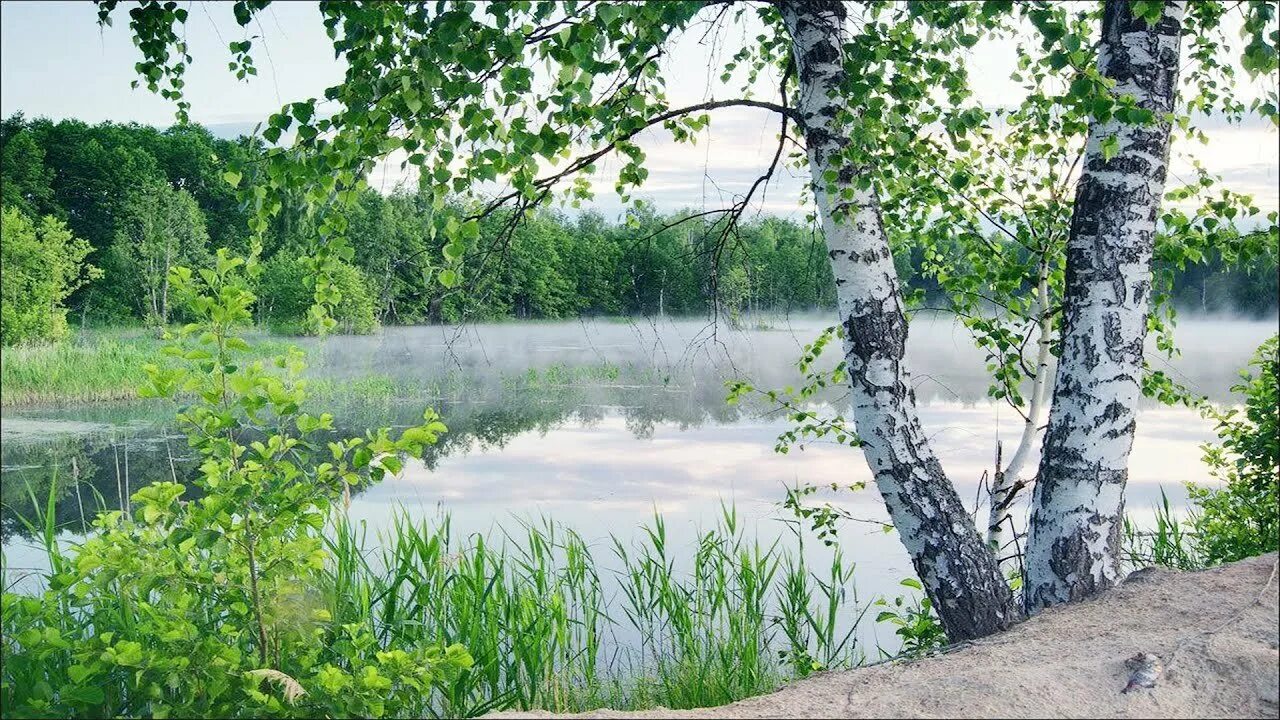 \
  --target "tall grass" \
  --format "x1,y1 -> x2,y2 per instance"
0,330 -> 290,407
317,505 -> 872,714
5,494 -> 880,714
2,329 -> 643,409
1123,488 -> 1202,571
1,337 -> 164,406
